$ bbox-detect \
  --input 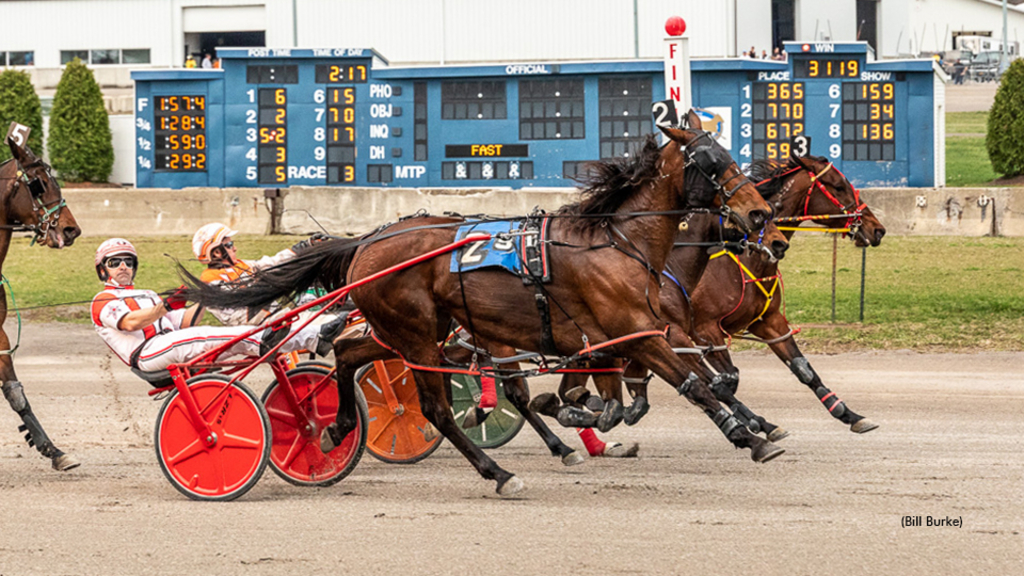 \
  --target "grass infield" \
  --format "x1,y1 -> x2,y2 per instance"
4,234 -> 1022,353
